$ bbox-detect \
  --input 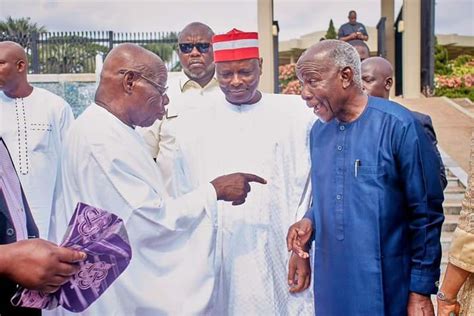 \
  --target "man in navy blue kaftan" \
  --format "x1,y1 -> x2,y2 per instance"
287,40 -> 444,315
